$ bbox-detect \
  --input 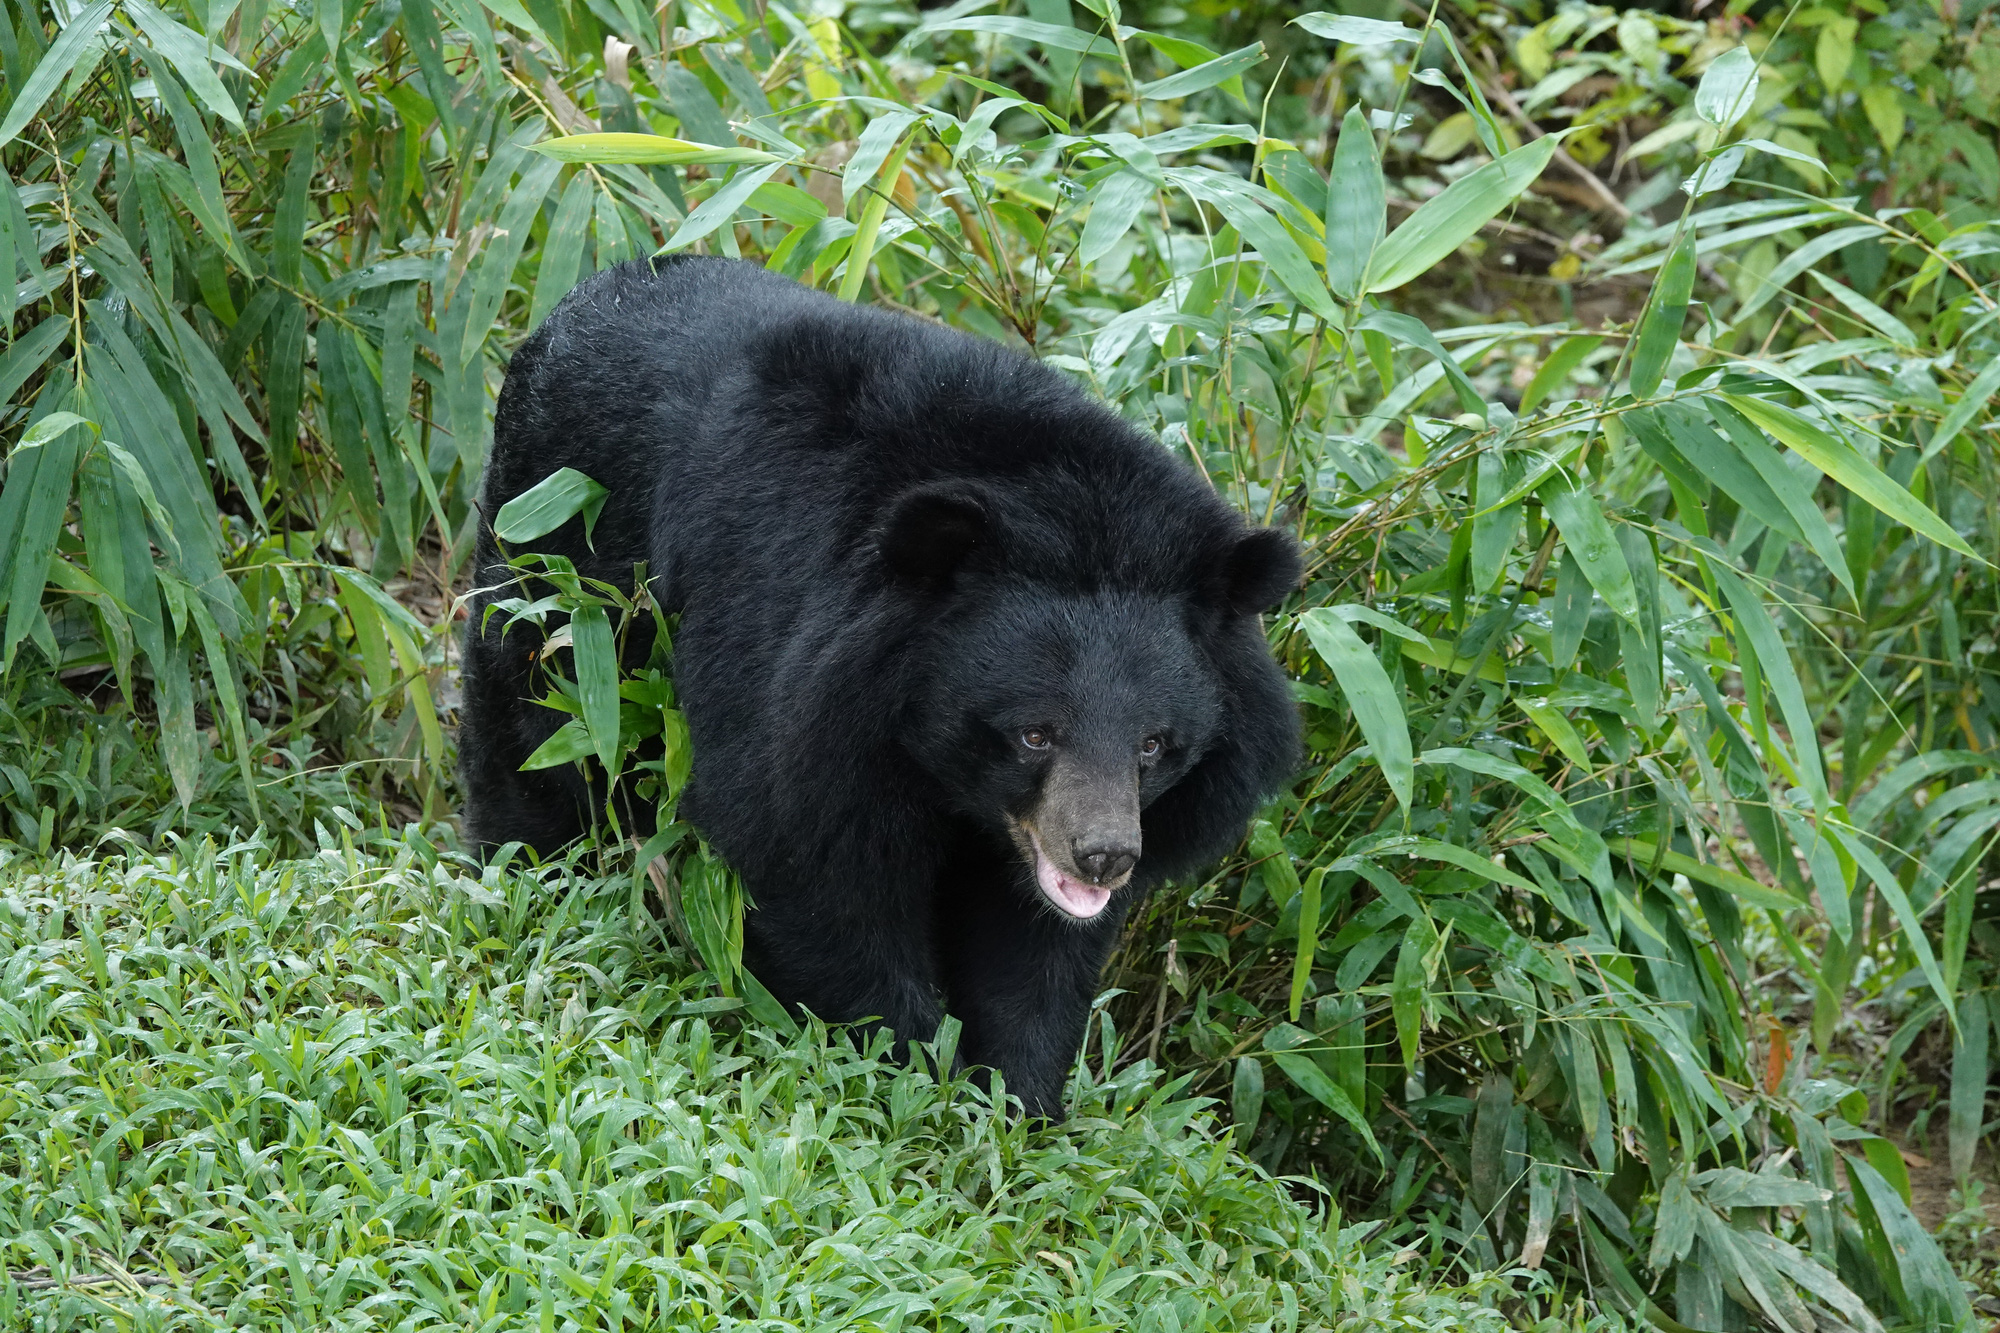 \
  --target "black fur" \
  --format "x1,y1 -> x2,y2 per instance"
460,257 -> 1301,1116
